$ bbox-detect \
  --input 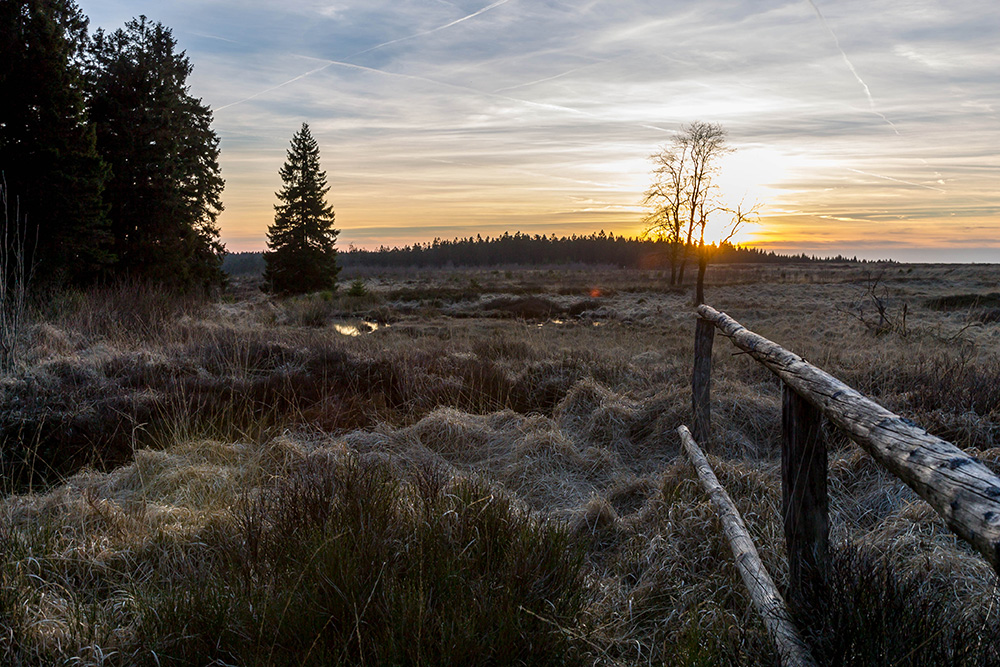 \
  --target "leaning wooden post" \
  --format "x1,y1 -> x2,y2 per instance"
678,425 -> 817,667
782,384 -> 829,606
692,317 -> 715,444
